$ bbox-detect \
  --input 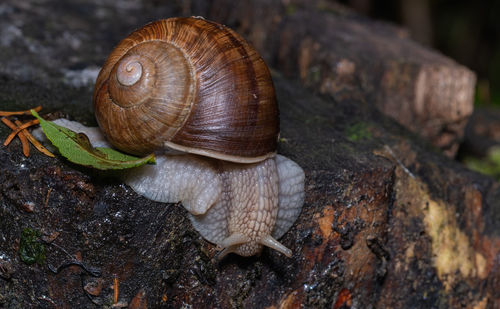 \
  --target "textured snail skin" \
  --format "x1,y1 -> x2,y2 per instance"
38,119 -> 305,257
123,153 -> 304,257
93,17 -> 279,162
